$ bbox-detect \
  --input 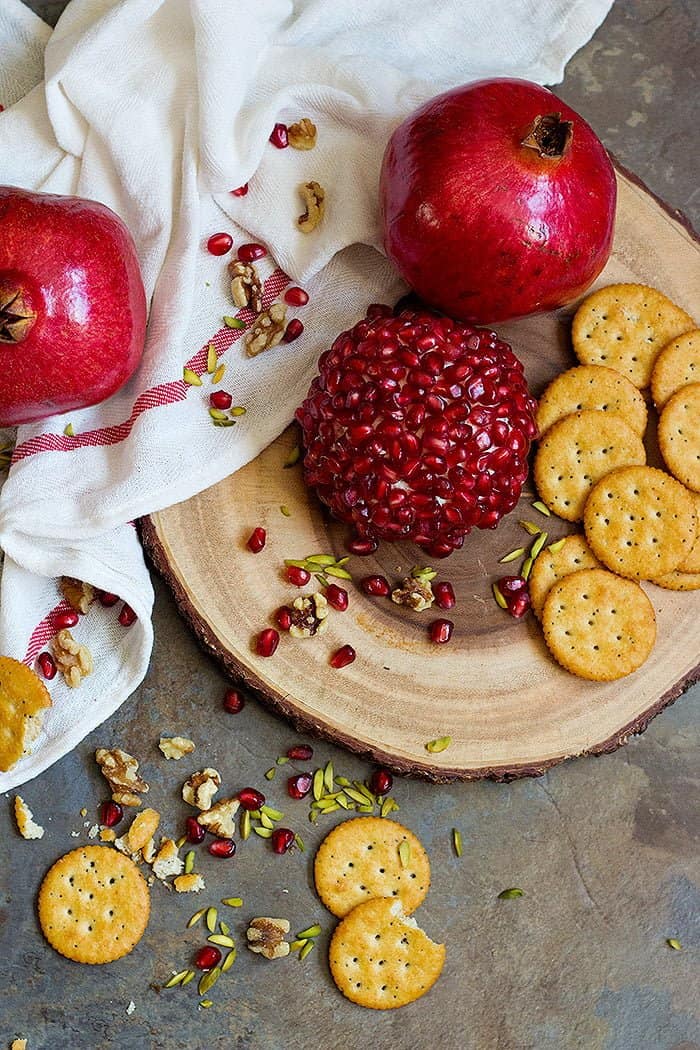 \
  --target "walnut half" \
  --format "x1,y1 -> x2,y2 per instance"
197,797 -> 240,838
246,917 -> 290,959
60,577 -> 95,614
95,747 -> 149,807
289,592 -> 329,638
182,768 -> 221,810
52,629 -> 93,688
391,577 -> 435,612
228,260 -> 263,314
297,181 -> 325,233
245,303 -> 287,358
288,117 -> 317,151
